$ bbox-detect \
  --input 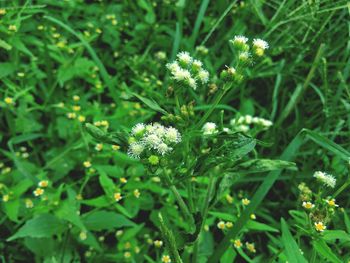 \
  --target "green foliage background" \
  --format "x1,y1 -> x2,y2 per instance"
0,0 -> 349,262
